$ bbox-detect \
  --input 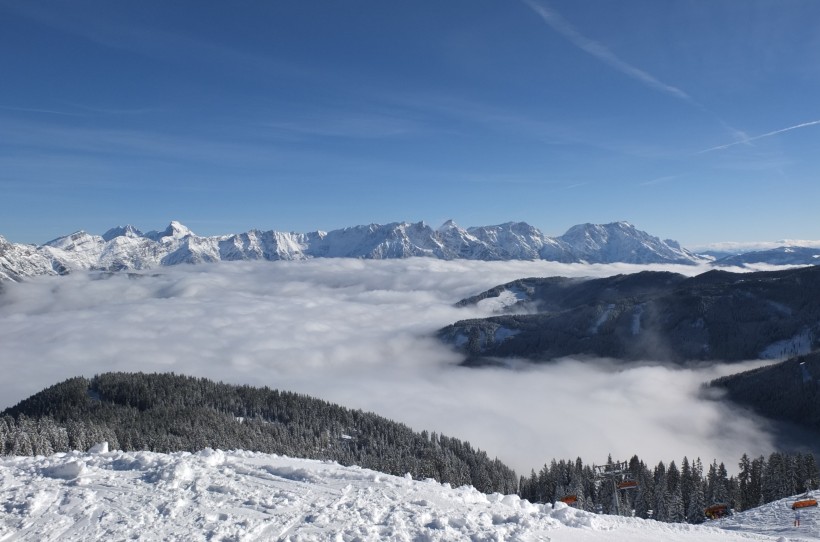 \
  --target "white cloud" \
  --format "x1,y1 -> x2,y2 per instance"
0,259 -> 776,472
